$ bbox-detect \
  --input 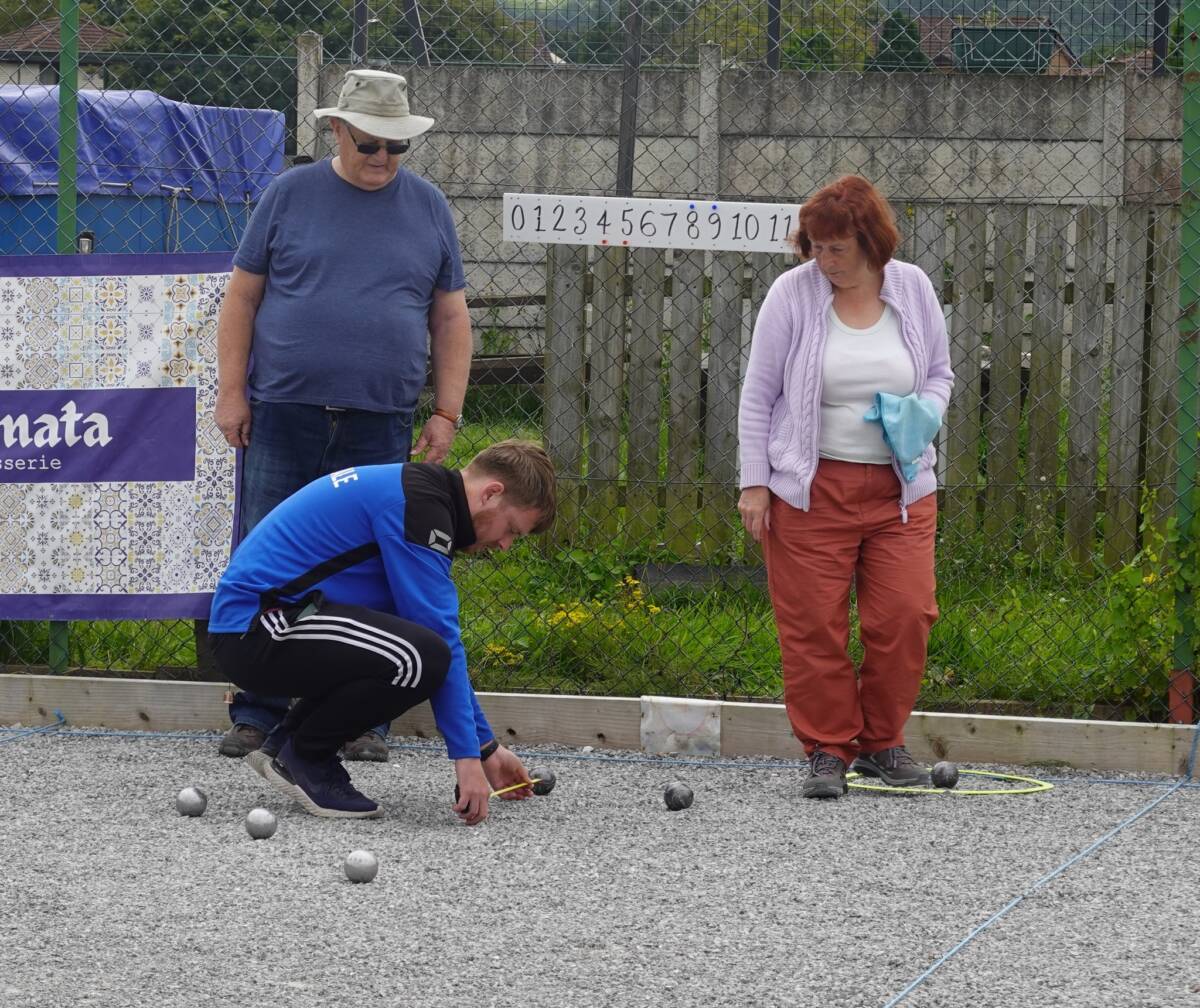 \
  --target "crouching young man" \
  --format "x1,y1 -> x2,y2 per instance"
207,440 -> 556,825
